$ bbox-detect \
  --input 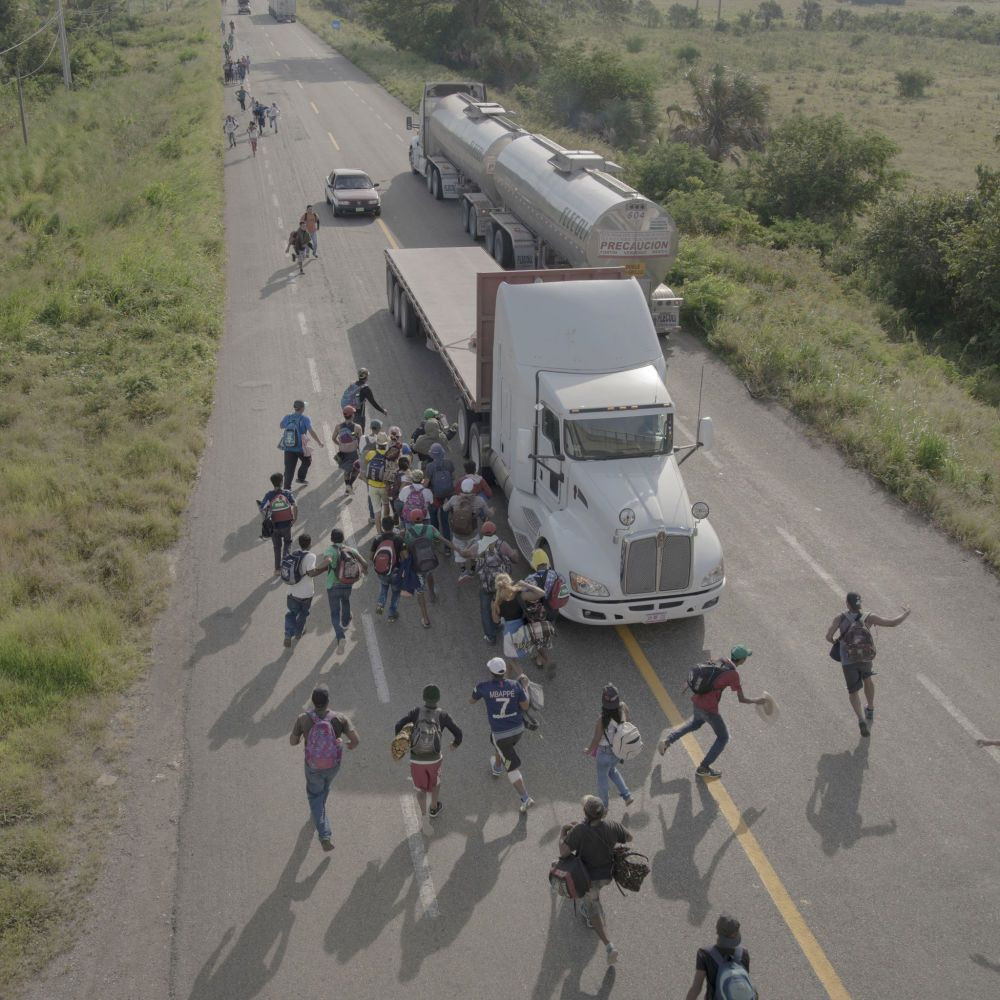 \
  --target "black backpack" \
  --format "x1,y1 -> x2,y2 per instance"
408,528 -> 439,573
688,661 -> 725,695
